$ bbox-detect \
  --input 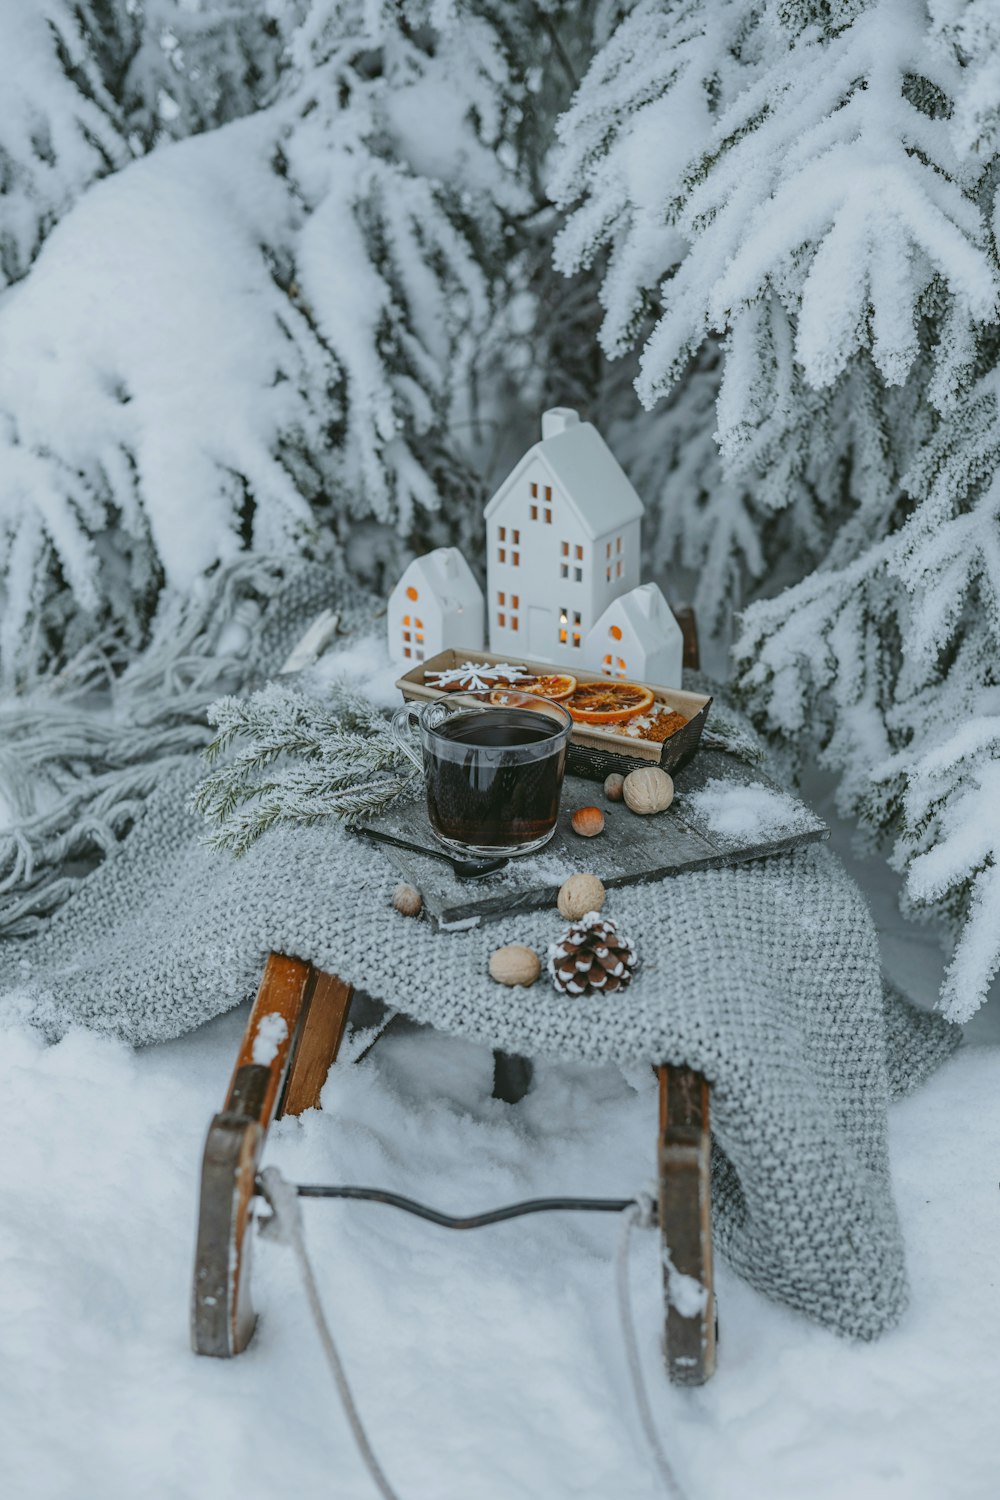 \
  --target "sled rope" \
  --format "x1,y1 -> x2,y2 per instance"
258,1166 -> 402,1500
259,1167 -> 688,1500
615,1196 -> 690,1500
